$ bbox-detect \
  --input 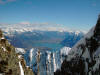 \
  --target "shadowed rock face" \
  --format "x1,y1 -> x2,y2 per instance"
0,30 -> 34,75
54,15 -> 100,75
